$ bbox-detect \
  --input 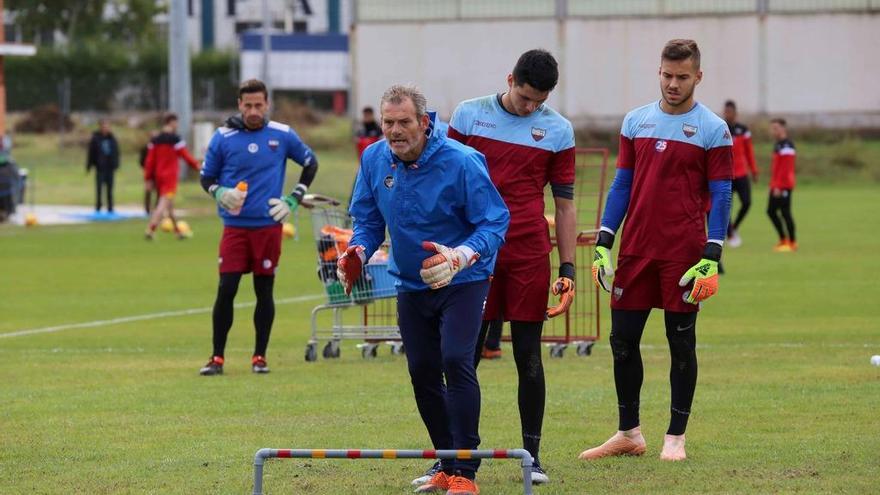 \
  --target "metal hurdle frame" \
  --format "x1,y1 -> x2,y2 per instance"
253,448 -> 534,495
